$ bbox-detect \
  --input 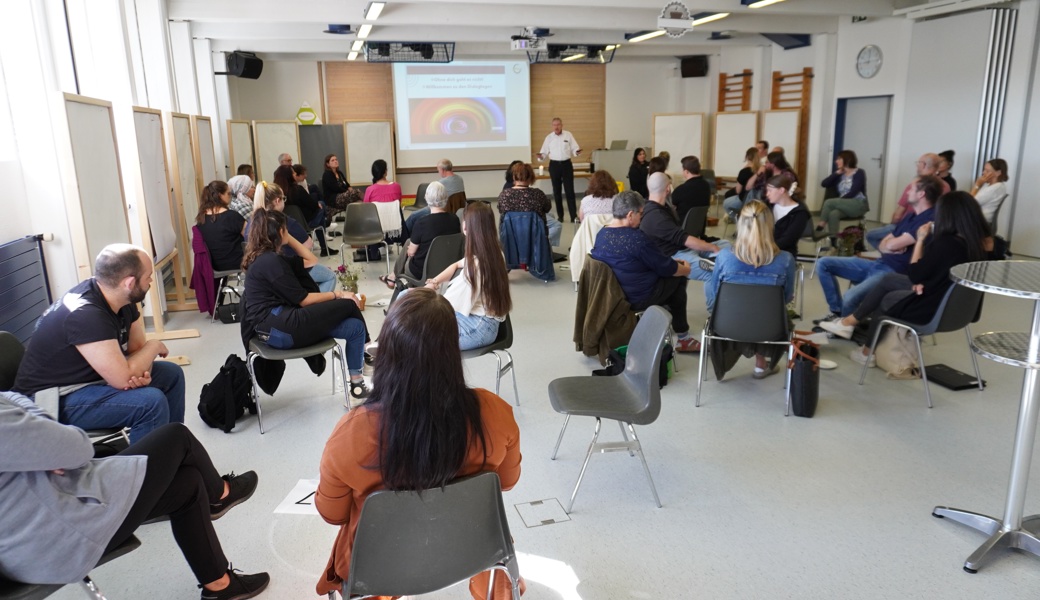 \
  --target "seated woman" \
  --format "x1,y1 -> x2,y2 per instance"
226,174 -> 255,219
196,180 -> 246,271
321,154 -> 359,219
744,151 -> 798,208
938,150 -> 957,191
765,174 -> 811,256
817,192 -> 990,366
315,288 -> 522,599
579,170 -> 618,222
362,159 -> 402,203
721,147 -> 760,221
816,150 -> 868,234
251,177 -> 336,294
502,159 -> 523,191
242,209 -> 371,399
287,163 -> 335,256
705,200 -> 796,379
627,148 -> 649,199
970,158 -> 1009,224
0,397 -> 268,599
498,162 -> 562,248
424,202 -> 511,350
381,181 -> 461,289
